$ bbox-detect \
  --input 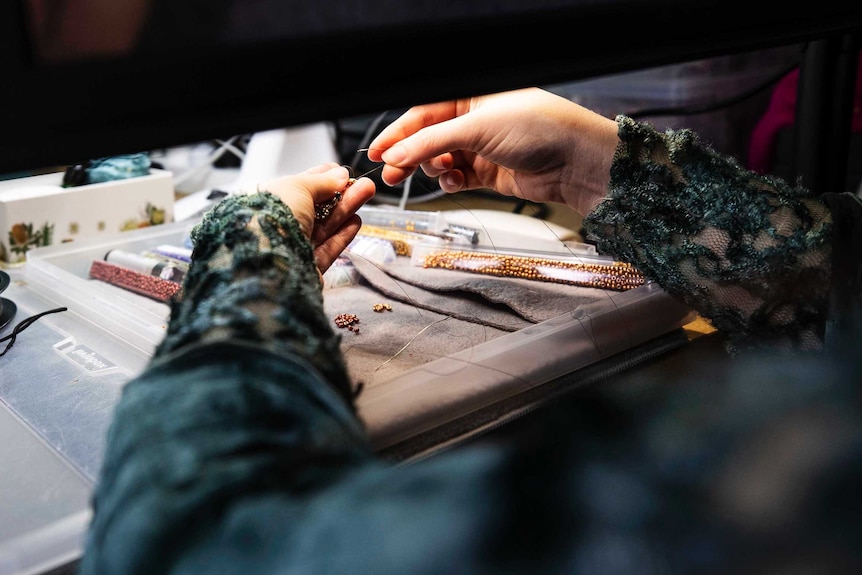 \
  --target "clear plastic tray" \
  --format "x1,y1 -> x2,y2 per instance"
360,281 -> 695,455
0,269 -> 151,575
7,218 -> 697,574
25,220 -> 195,356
